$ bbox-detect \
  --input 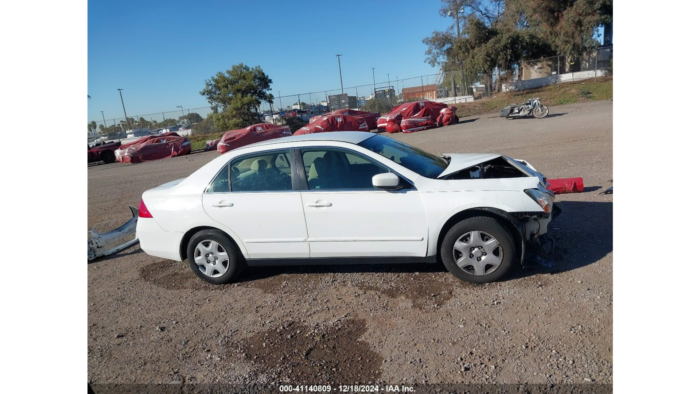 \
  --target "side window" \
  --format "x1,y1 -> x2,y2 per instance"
274,153 -> 292,175
302,149 -> 388,190
206,164 -> 229,193
207,150 -> 293,193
